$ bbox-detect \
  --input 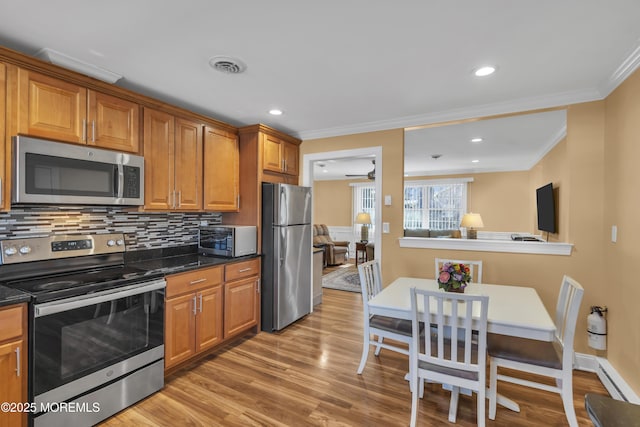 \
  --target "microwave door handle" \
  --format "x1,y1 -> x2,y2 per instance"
116,163 -> 124,198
